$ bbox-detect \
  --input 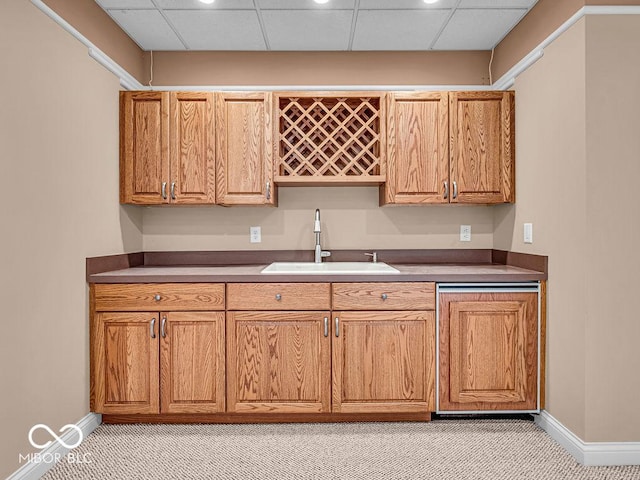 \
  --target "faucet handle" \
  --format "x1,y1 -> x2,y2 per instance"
364,252 -> 378,263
